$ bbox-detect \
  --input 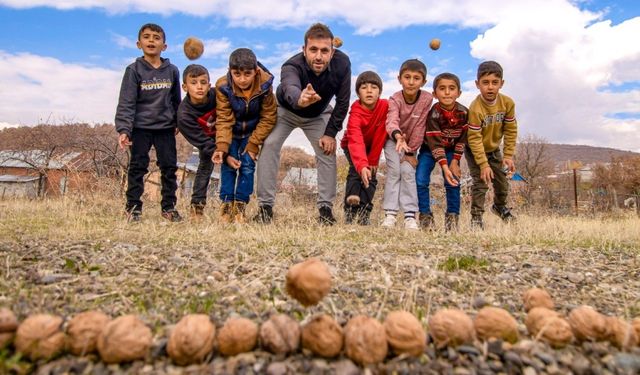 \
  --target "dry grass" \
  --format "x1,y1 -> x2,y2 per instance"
0,196 -> 638,335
